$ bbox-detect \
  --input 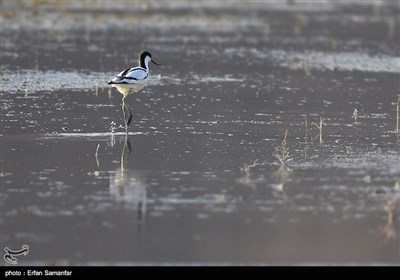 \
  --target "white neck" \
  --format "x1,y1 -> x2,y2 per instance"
144,56 -> 151,70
